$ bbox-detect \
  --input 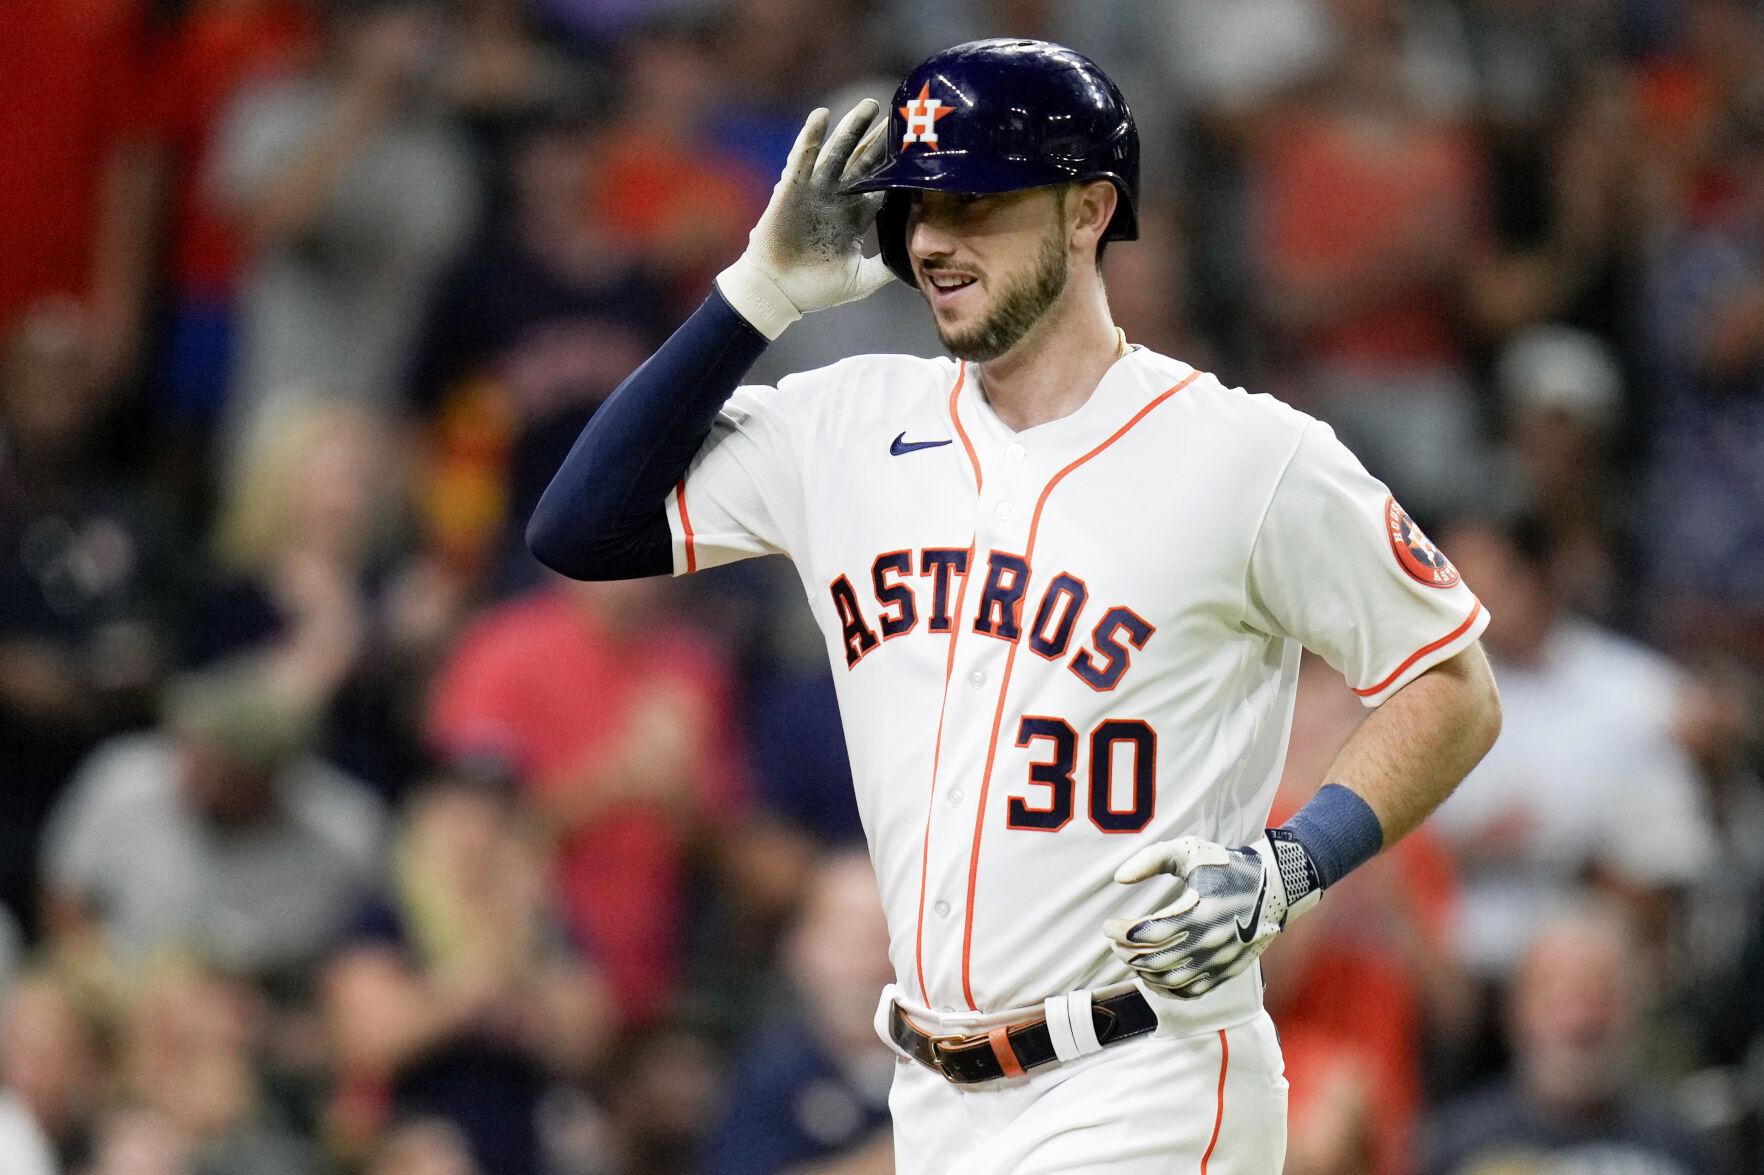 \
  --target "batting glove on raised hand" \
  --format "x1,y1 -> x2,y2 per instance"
716,100 -> 893,340
1103,832 -> 1323,999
